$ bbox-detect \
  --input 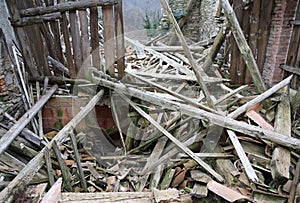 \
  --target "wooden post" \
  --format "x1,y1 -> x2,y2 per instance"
221,0 -> 267,93
103,5 -> 115,76
270,86 -> 291,186
79,8 -> 91,66
0,85 -> 58,155
90,6 -> 101,70
114,0 -> 125,79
